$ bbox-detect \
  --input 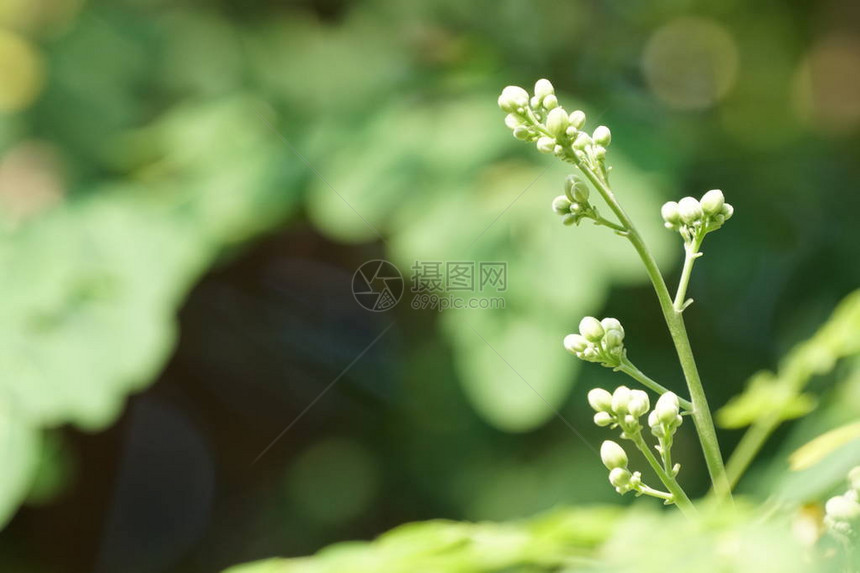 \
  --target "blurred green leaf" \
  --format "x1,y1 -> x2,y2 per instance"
0,403 -> 39,529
